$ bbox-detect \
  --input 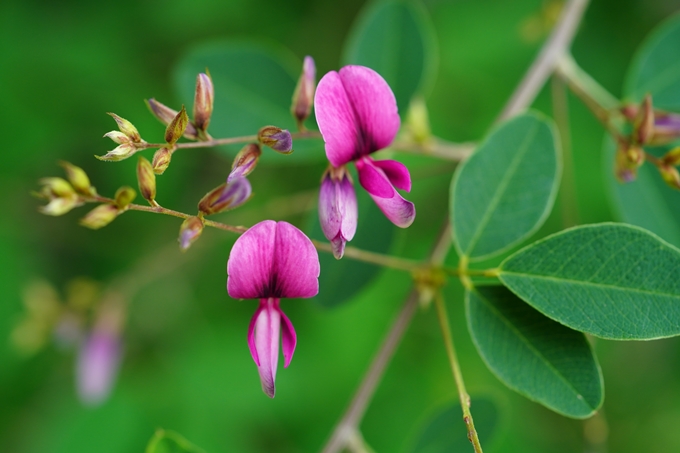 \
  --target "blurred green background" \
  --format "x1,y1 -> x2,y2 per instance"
2,0 -> 680,452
